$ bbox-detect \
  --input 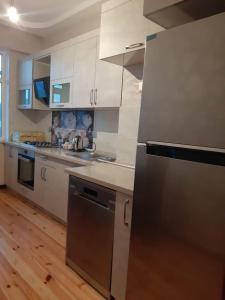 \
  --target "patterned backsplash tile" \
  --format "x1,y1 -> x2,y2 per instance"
51,111 -> 94,144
